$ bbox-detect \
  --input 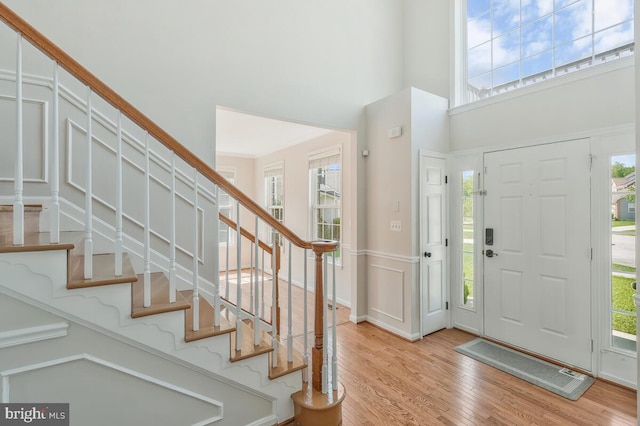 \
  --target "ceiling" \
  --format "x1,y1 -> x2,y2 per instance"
216,108 -> 334,158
